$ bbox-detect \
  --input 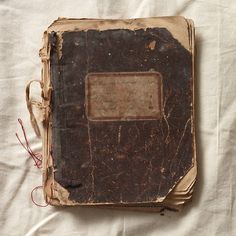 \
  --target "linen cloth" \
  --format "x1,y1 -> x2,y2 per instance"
0,0 -> 235,235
